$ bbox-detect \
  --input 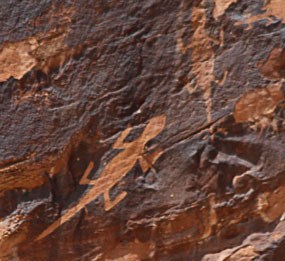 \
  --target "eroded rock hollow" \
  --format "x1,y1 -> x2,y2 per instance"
0,0 -> 285,260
